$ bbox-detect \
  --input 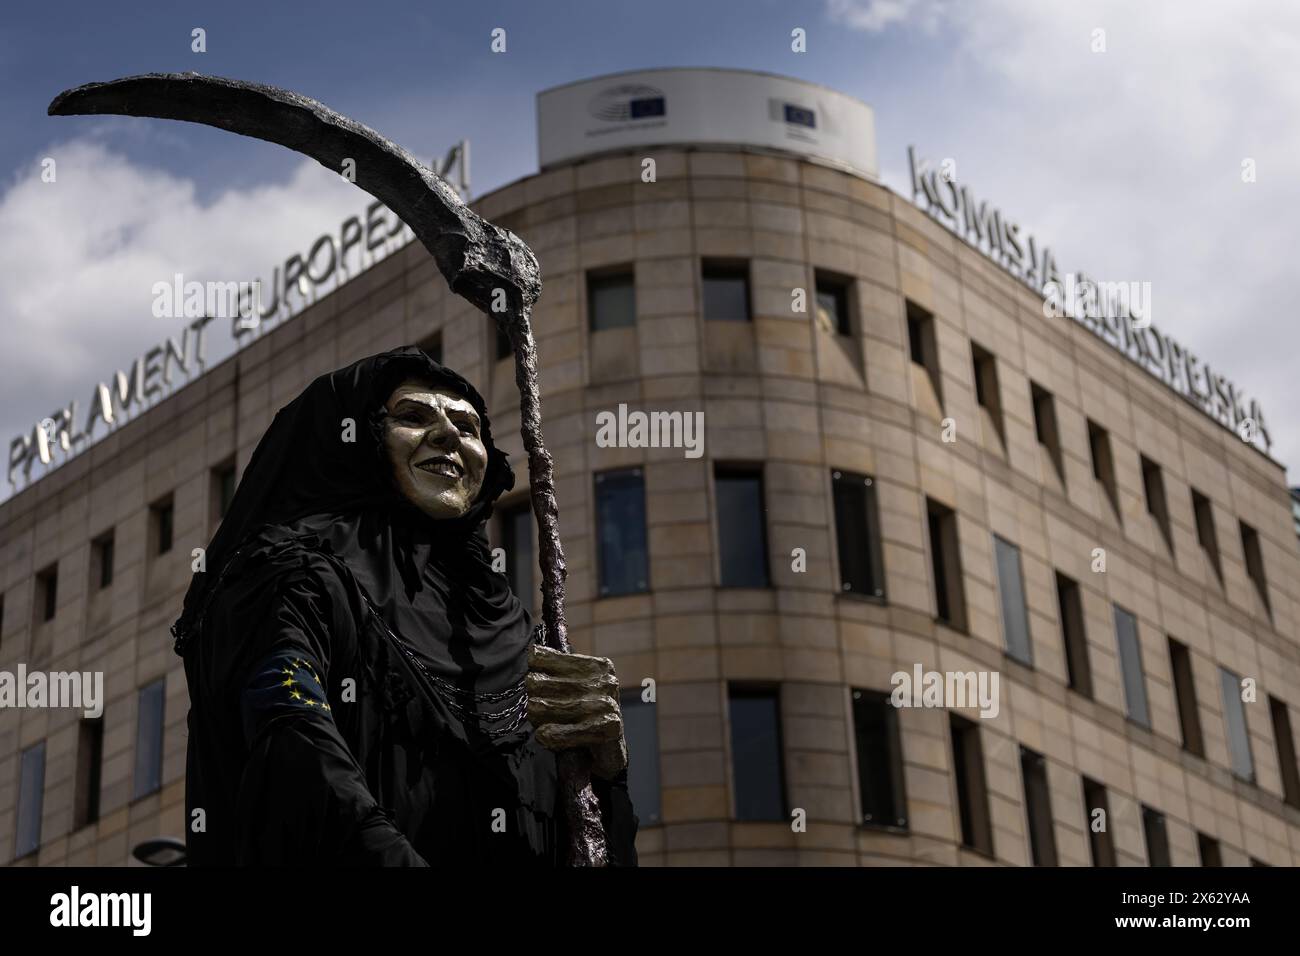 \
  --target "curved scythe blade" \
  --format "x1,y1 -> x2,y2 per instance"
49,72 -> 607,867
50,72 -> 540,313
